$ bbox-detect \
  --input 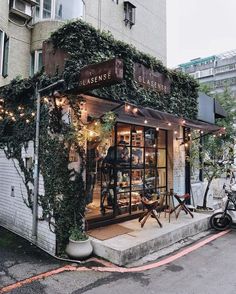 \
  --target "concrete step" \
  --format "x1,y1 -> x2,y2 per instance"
90,212 -> 212,266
